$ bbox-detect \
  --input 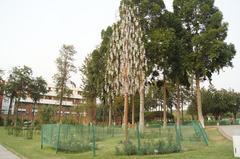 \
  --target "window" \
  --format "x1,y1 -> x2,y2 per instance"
45,96 -> 52,100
